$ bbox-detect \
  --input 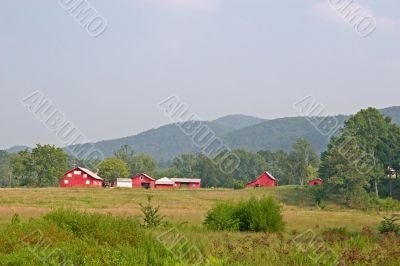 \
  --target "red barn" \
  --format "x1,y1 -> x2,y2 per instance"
60,167 -> 103,188
171,178 -> 201,189
246,171 -> 278,188
309,178 -> 323,187
131,173 -> 155,189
